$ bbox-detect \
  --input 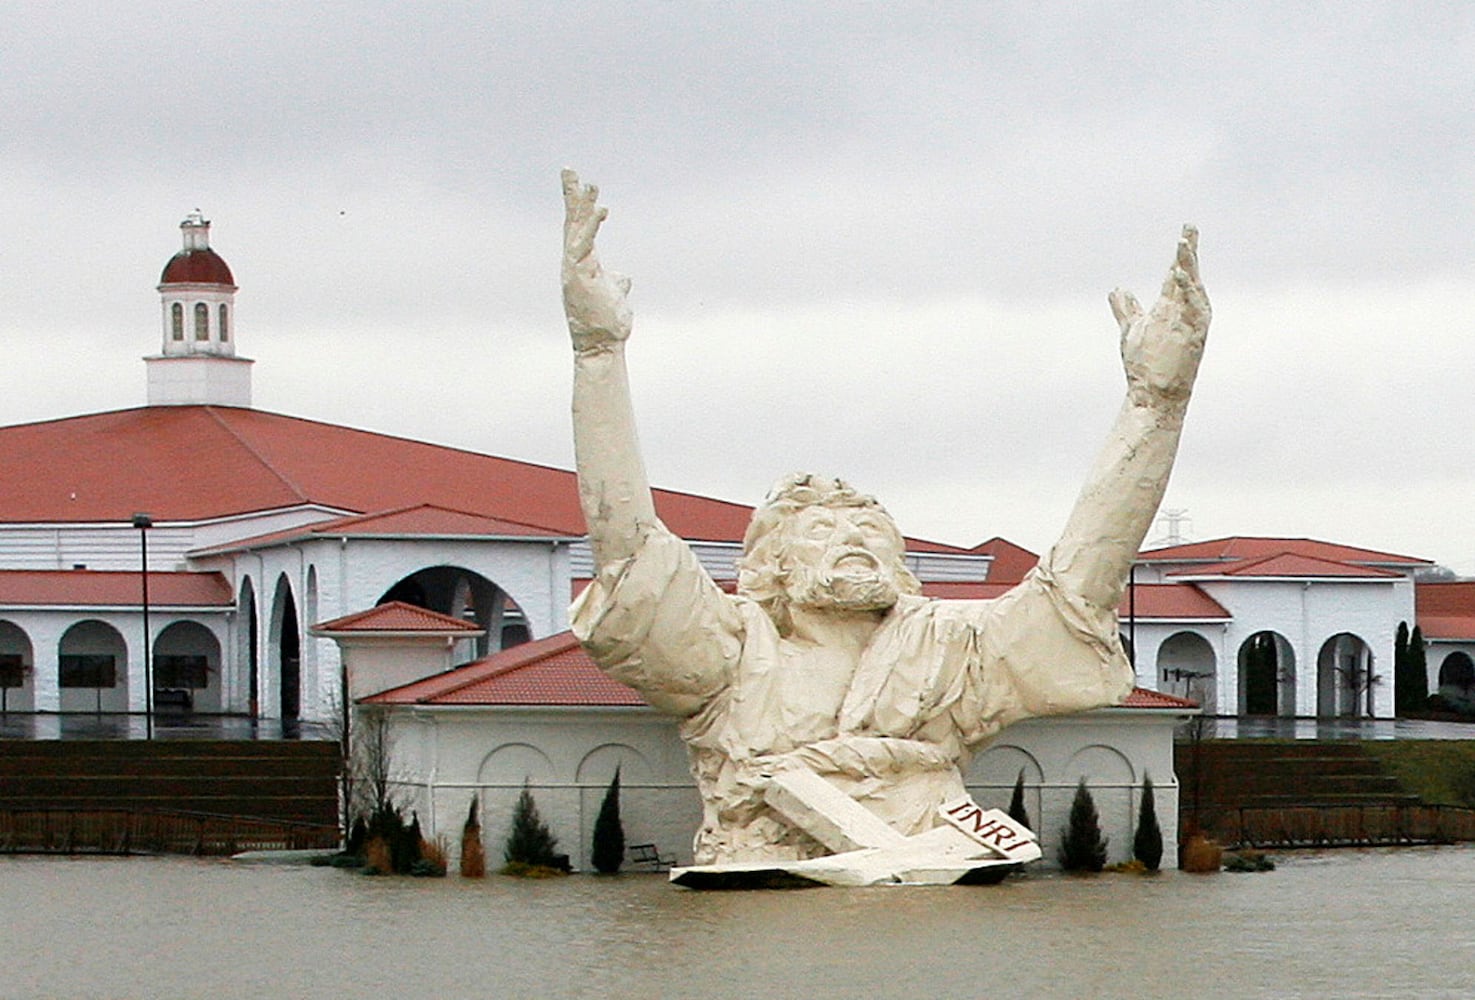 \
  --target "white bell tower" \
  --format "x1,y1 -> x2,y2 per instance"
146,211 -> 254,407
